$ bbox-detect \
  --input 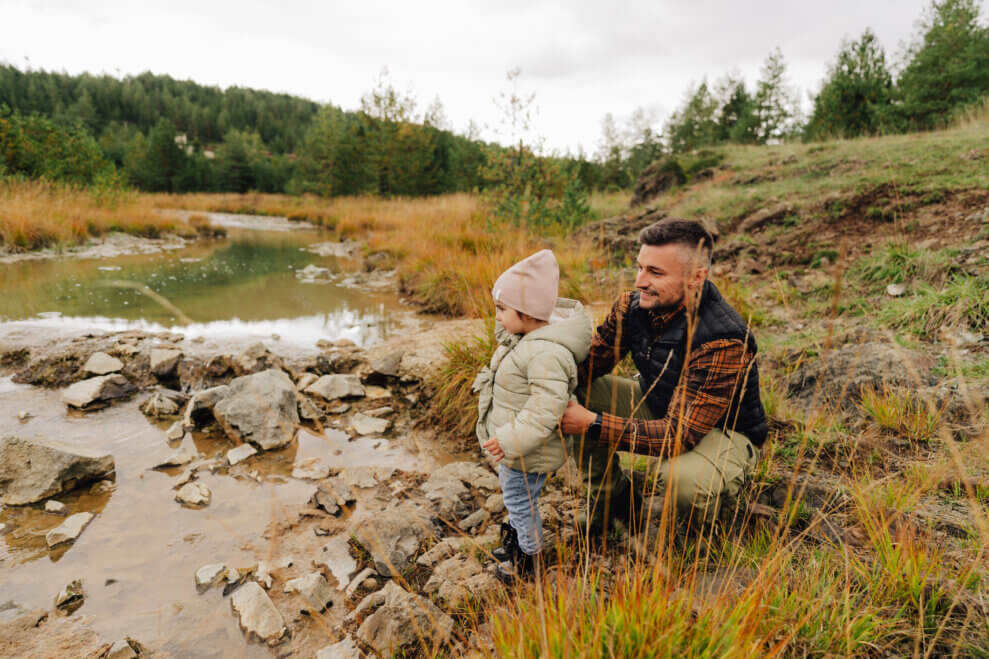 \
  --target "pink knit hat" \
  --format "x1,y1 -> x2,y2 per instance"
492,249 -> 559,321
